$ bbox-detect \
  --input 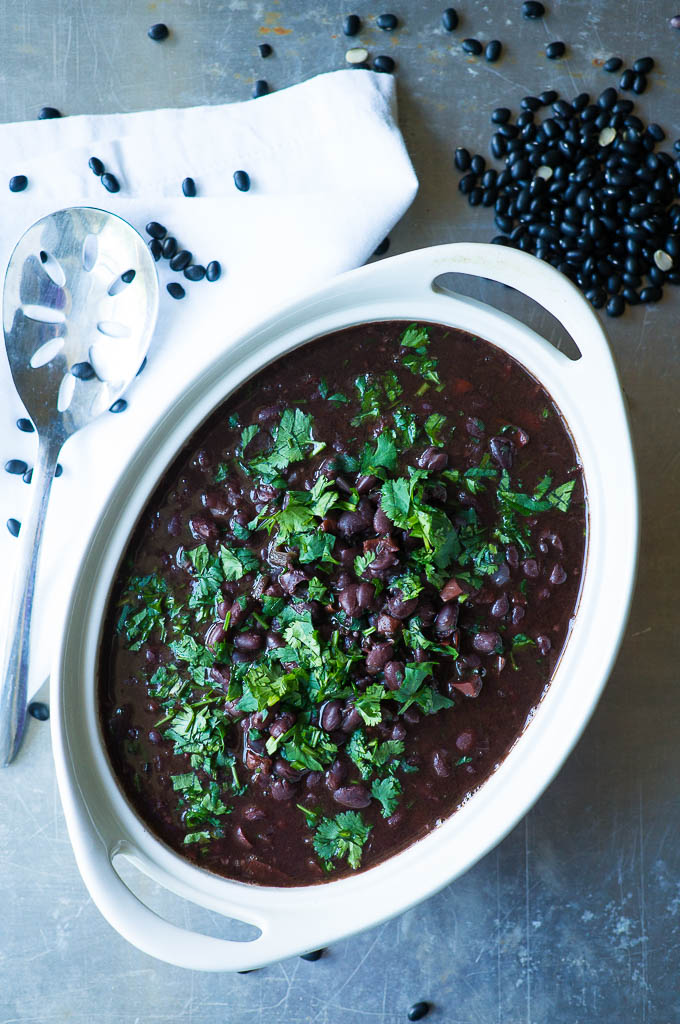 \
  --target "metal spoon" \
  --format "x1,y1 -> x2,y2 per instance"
0,207 -> 158,765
